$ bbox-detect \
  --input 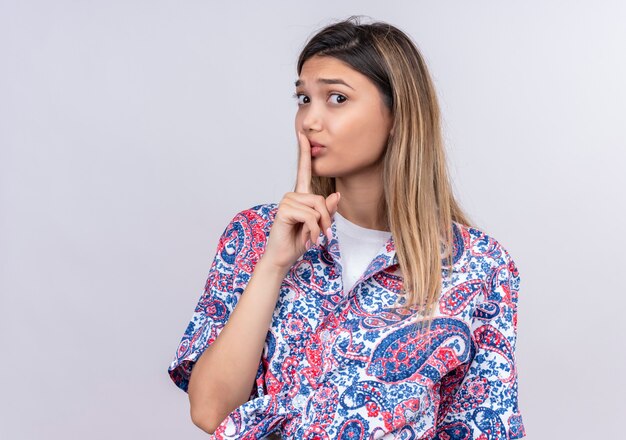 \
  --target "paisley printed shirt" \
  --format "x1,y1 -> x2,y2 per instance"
167,203 -> 526,439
